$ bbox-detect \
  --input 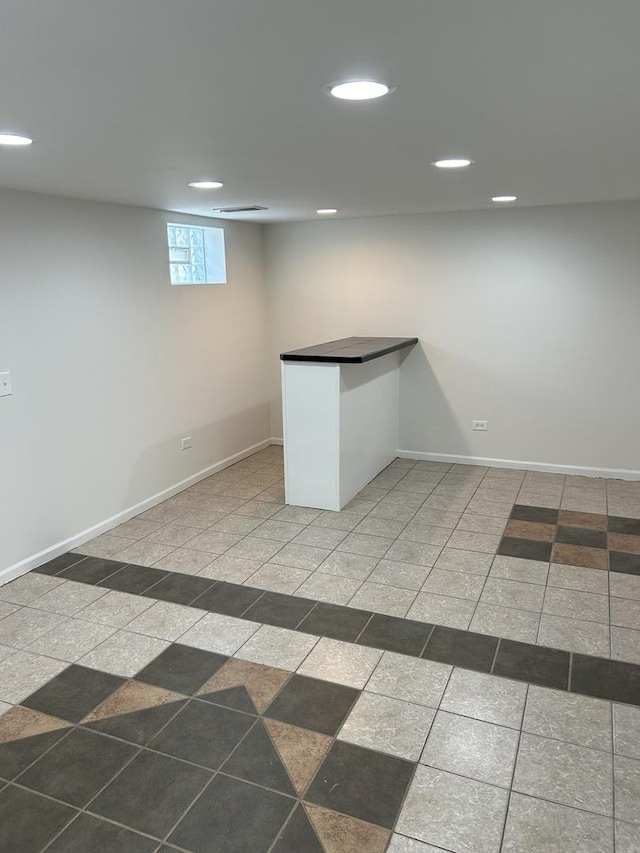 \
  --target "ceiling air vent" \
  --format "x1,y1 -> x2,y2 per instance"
213,205 -> 268,214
